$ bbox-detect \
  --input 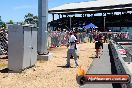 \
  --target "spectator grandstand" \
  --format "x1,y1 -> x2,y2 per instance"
49,13 -> 132,32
